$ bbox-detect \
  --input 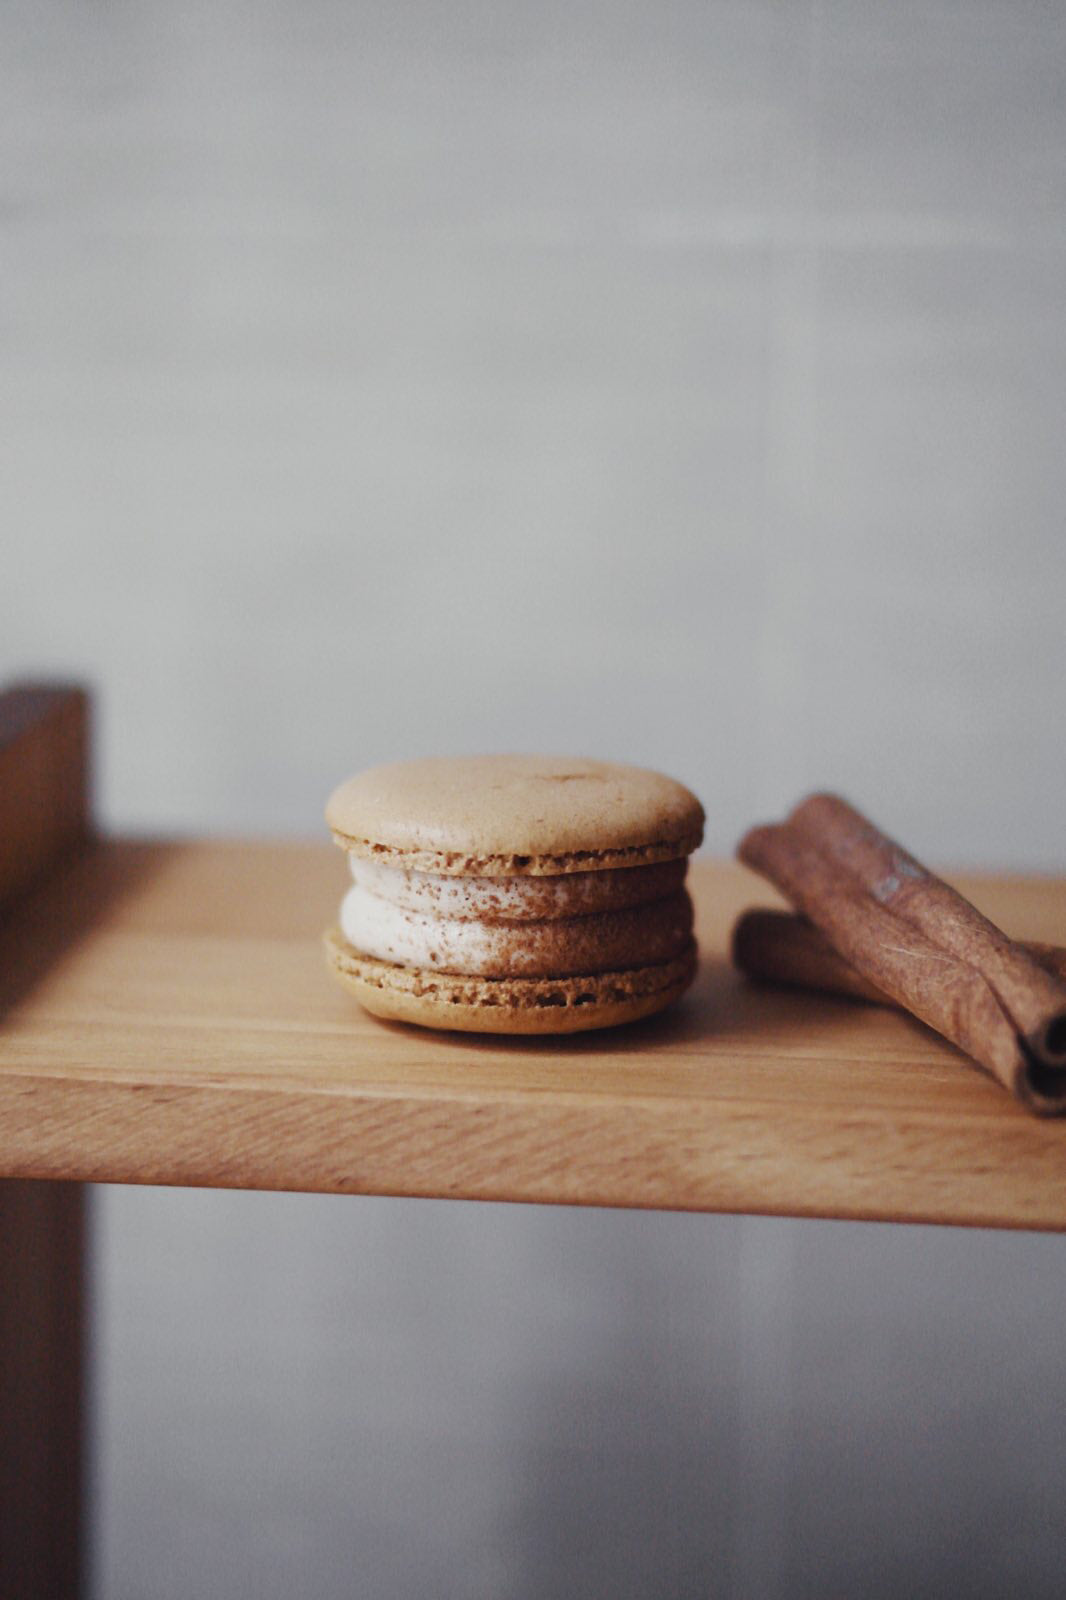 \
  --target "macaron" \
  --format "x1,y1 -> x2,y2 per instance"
323,754 -> 704,1034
